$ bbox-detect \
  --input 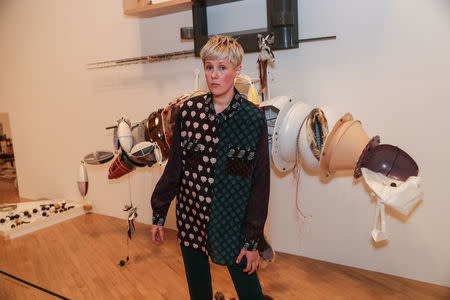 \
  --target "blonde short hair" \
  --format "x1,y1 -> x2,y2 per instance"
200,35 -> 244,67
